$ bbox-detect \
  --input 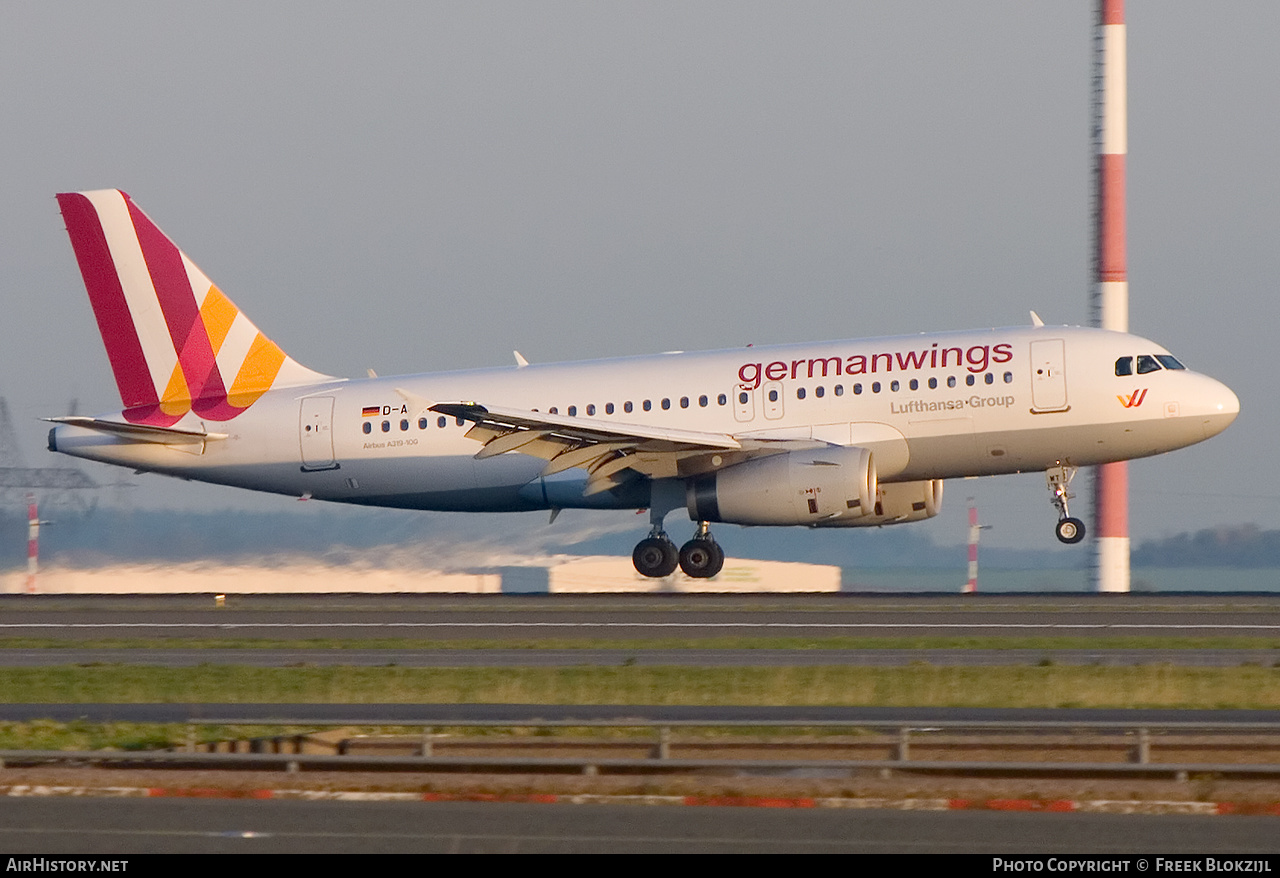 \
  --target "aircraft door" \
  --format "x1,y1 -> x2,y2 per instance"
299,396 -> 338,470
1030,339 -> 1069,413
733,386 -> 755,423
